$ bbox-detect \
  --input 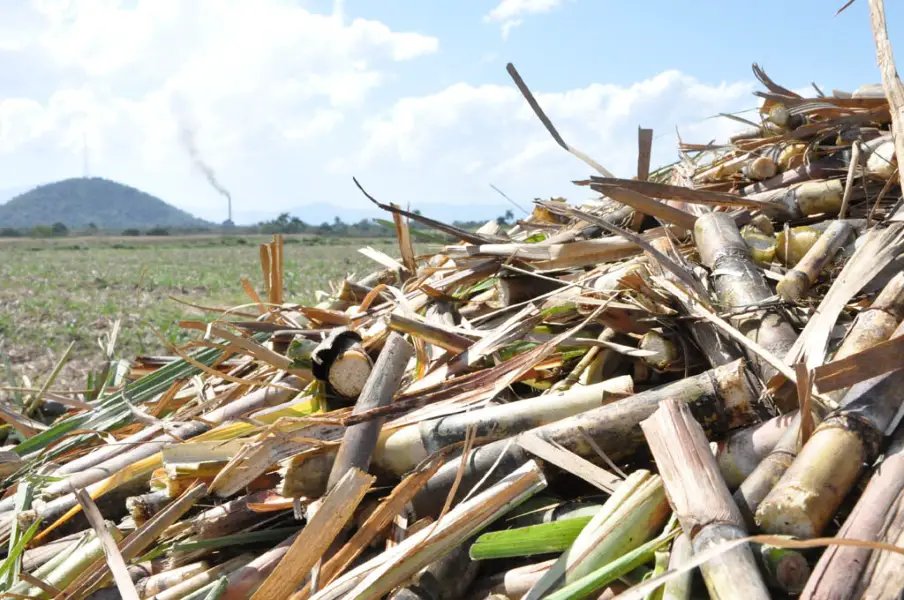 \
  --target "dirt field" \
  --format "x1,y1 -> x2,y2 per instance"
0,234 -> 400,392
